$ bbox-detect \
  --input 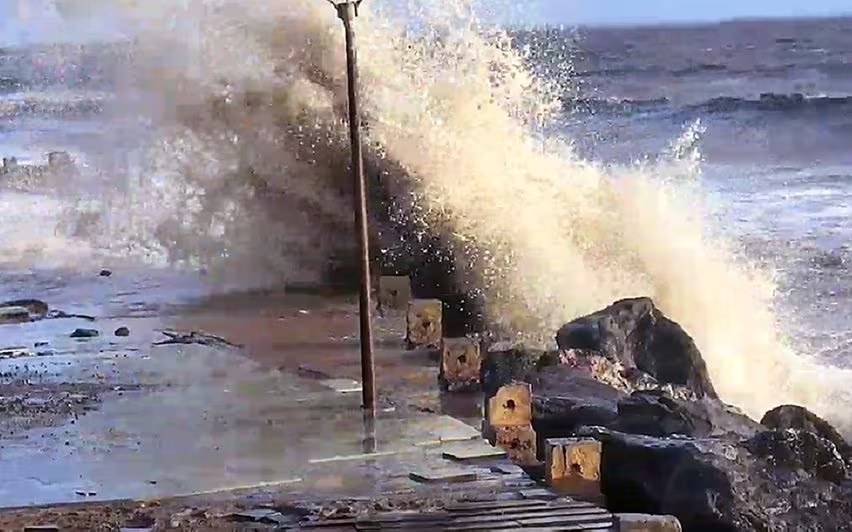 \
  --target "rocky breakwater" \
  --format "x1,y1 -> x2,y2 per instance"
483,297 -> 852,531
